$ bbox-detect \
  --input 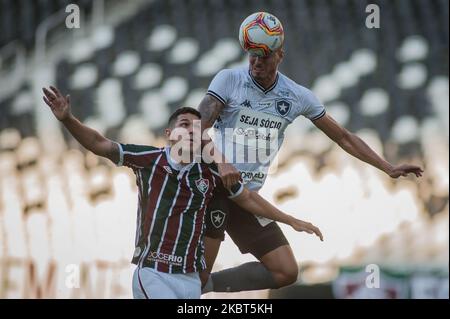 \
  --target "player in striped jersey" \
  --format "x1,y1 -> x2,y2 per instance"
42,86 -> 323,299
